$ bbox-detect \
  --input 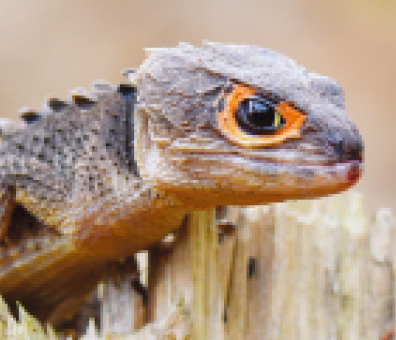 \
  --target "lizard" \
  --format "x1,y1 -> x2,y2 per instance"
0,41 -> 363,326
